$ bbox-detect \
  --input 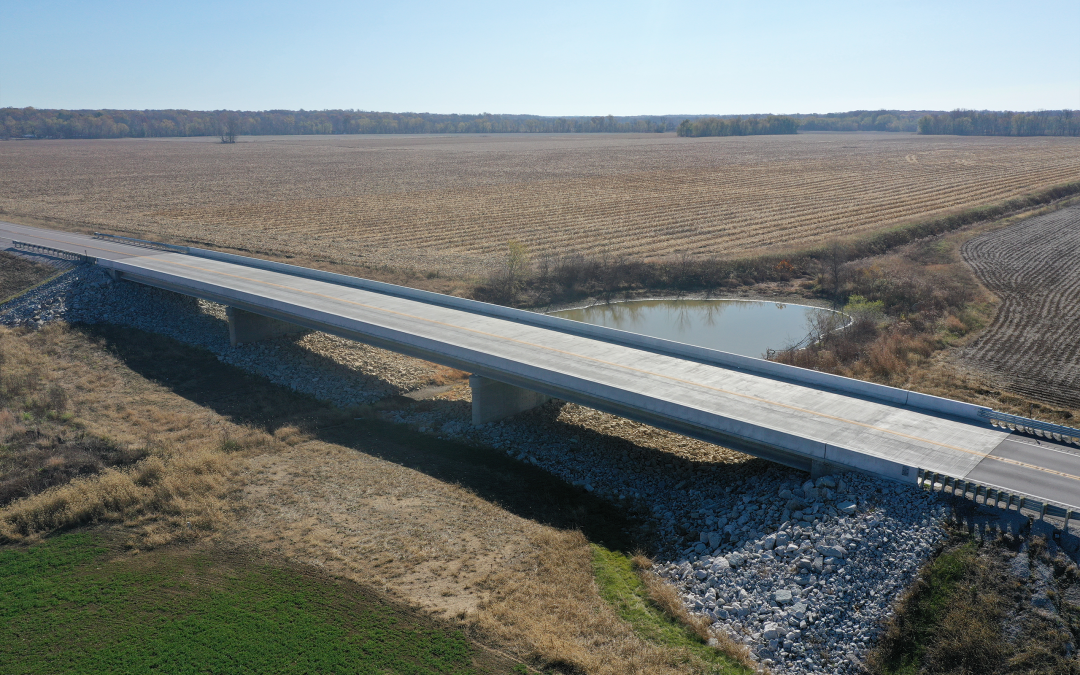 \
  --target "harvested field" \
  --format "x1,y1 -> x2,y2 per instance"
1,133 -> 1078,277
961,204 -> 1080,409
